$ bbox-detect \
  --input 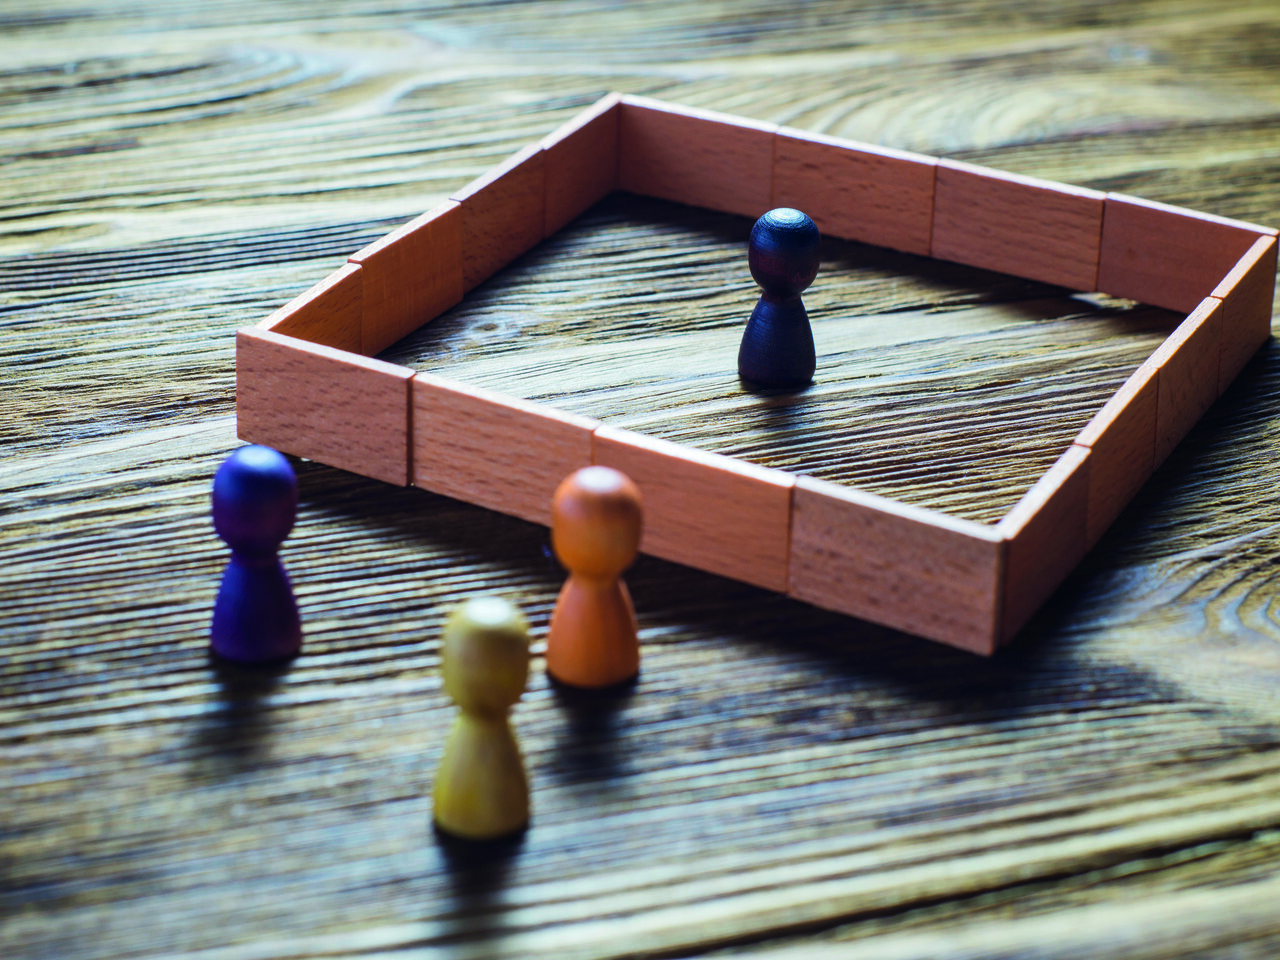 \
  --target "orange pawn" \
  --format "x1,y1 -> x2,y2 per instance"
546,466 -> 643,688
